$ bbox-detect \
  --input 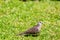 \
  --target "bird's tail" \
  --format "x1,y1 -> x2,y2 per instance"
16,32 -> 25,36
